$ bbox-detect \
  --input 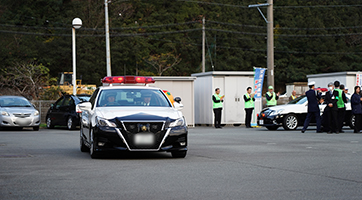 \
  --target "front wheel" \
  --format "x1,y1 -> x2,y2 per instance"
171,151 -> 187,158
80,127 -> 89,152
46,116 -> 54,129
67,116 -> 76,130
283,114 -> 298,130
89,129 -> 100,159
